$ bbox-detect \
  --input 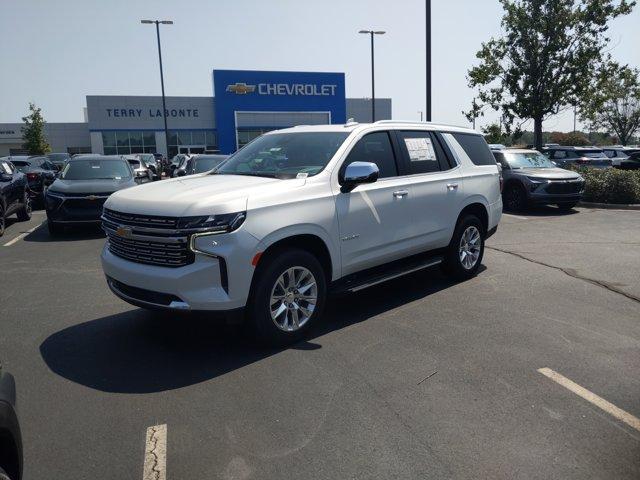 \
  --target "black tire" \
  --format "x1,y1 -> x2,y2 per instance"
502,183 -> 528,212
47,219 -> 62,235
16,190 -> 32,222
441,214 -> 485,280
0,202 -> 5,237
247,248 -> 327,346
0,466 -> 12,480
557,202 -> 578,212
